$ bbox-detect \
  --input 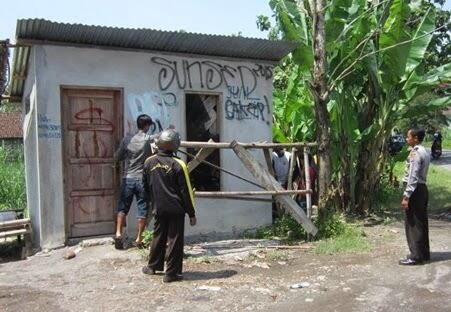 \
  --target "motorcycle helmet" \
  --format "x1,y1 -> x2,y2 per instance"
156,129 -> 181,152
